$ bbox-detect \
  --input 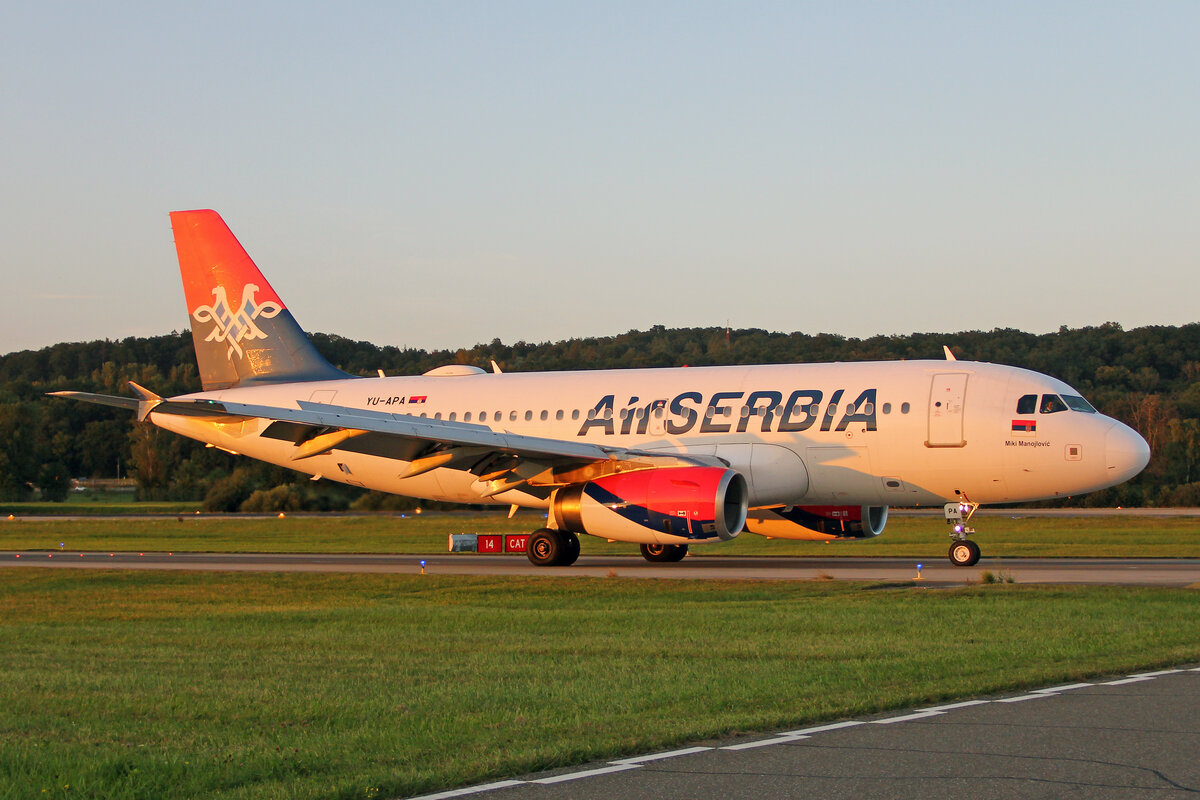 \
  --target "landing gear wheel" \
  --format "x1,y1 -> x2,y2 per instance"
640,543 -> 689,563
560,532 -> 581,566
527,528 -> 563,566
948,539 -> 981,567
527,529 -> 580,566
